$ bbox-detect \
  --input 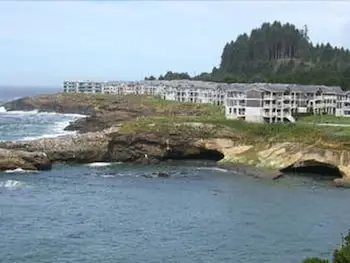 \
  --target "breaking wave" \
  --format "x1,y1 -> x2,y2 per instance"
0,180 -> 26,189
86,162 -> 123,167
0,108 -> 86,142
196,167 -> 229,173
4,168 -> 39,174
